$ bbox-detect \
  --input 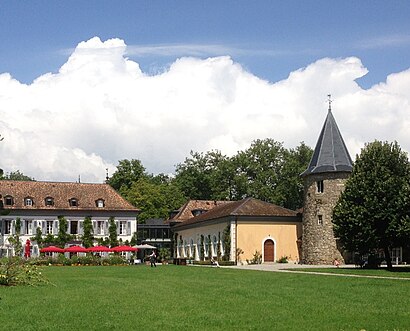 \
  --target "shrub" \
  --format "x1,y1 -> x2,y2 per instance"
0,257 -> 50,286
277,256 -> 289,263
